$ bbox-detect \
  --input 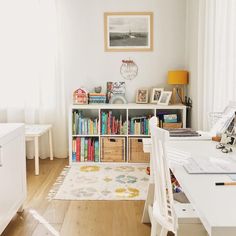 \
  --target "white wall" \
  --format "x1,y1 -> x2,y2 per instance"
58,0 -> 187,105
185,0 -> 199,129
